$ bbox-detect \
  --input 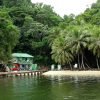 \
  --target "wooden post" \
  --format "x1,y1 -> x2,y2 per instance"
23,73 -> 25,76
34,72 -> 36,76
31,72 -> 33,76
37,71 -> 39,76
